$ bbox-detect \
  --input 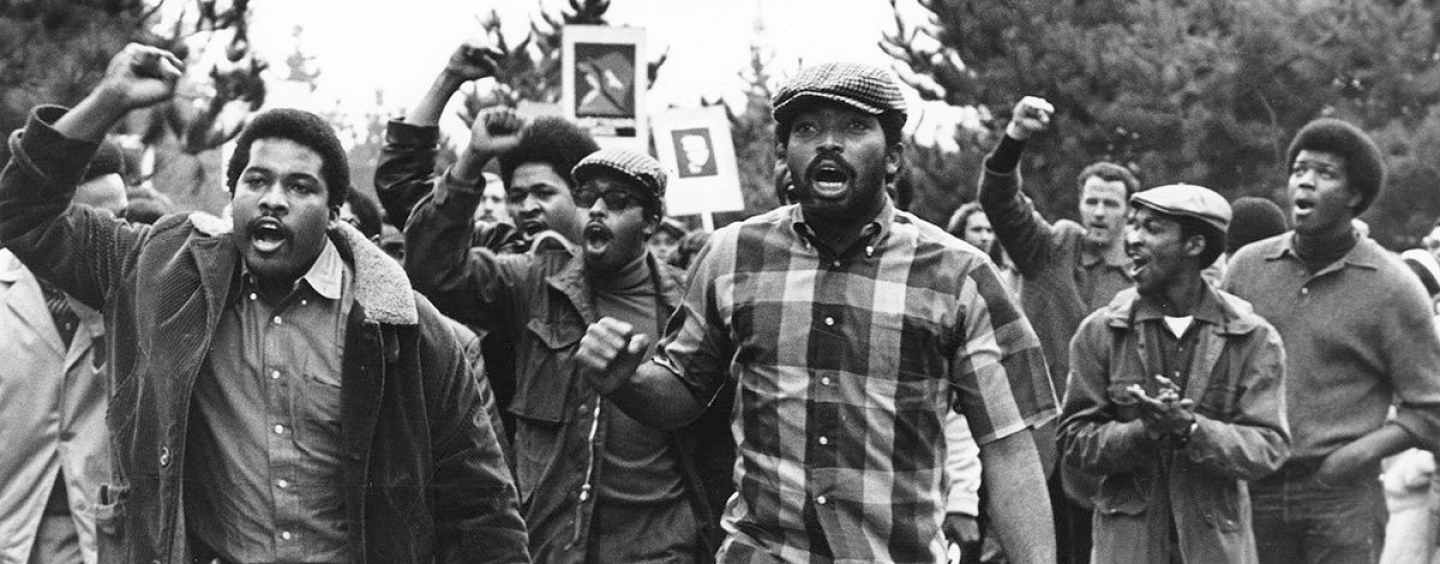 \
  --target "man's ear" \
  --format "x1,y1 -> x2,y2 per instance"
885,142 -> 905,177
1183,234 -> 1207,258
776,142 -> 787,161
